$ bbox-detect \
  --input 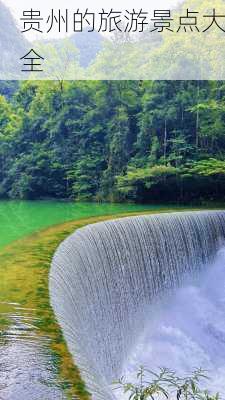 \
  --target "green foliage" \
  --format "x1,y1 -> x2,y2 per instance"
0,0 -> 28,78
116,165 -> 178,199
188,159 -> 225,177
113,366 -> 220,400
33,39 -> 84,80
85,0 -> 225,80
0,80 -> 225,203
3,0 -> 225,80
